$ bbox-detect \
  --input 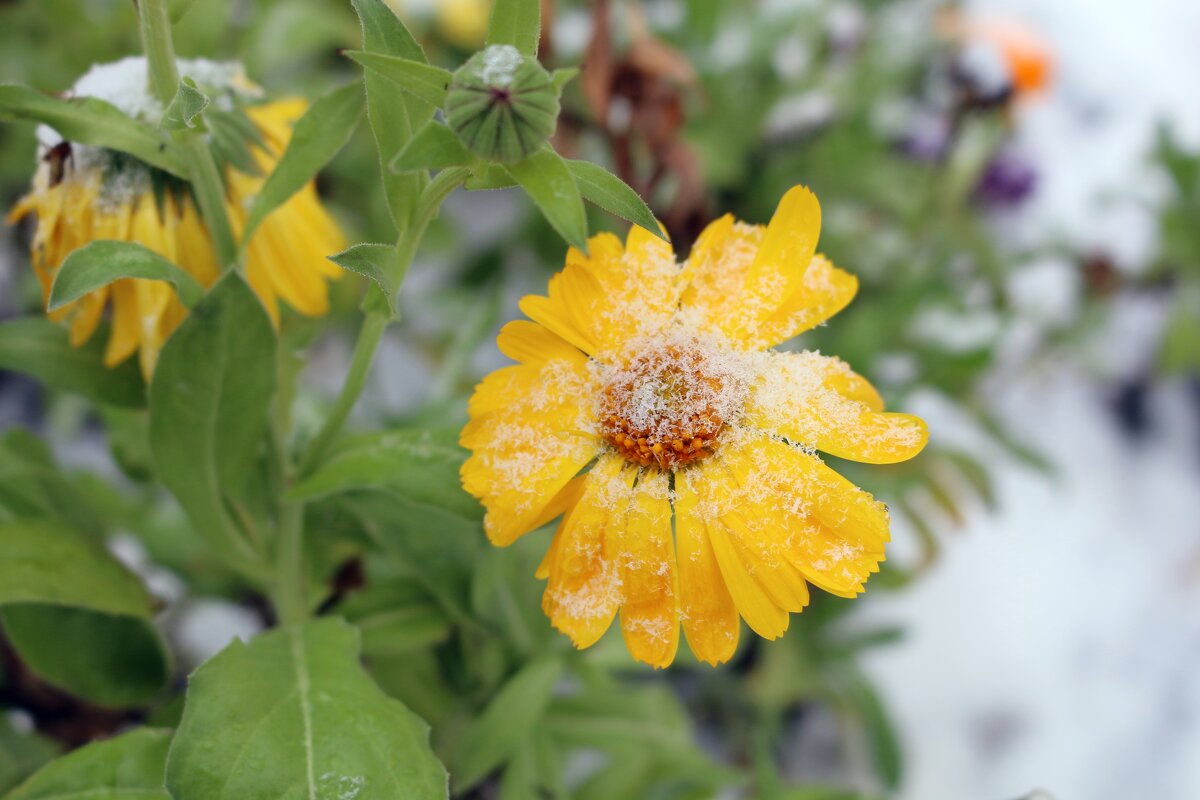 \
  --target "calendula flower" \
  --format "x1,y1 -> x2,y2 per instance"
8,57 -> 343,377
461,186 -> 929,668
